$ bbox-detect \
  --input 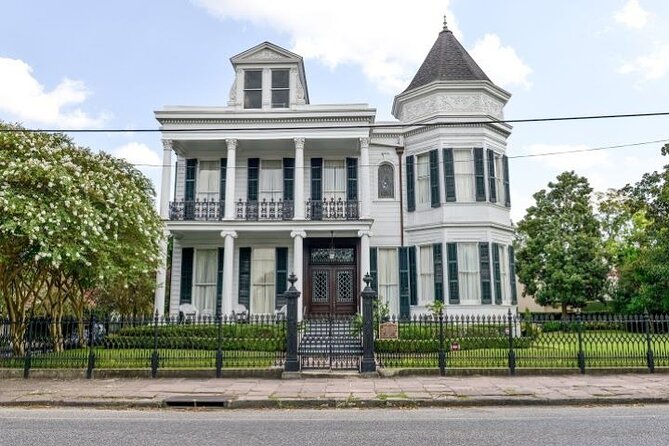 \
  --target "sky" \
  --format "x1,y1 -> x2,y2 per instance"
1,0 -> 668,222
